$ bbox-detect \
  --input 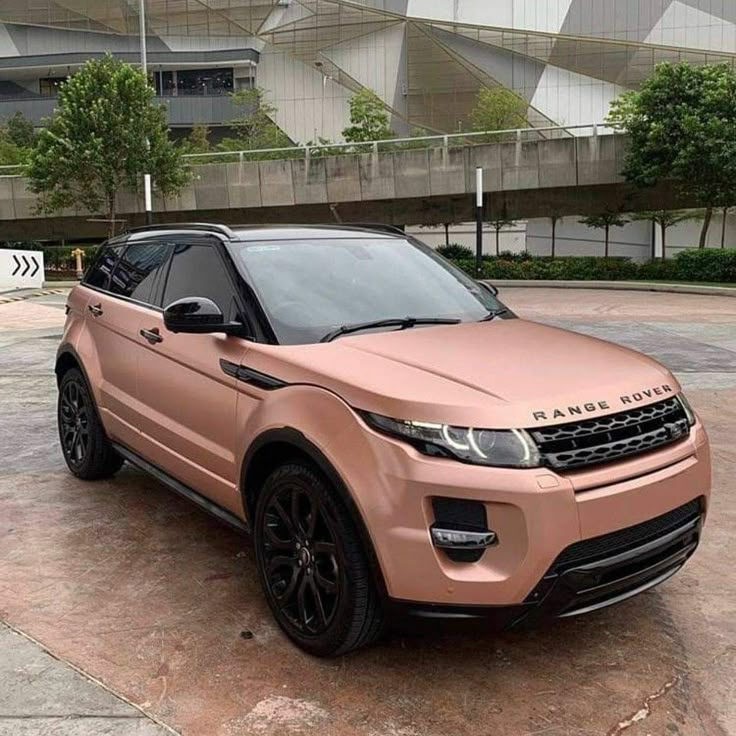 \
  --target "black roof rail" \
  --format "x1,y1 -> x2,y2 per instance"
125,222 -> 236,238
341,223 -> 406,236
